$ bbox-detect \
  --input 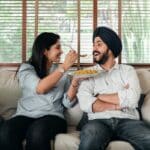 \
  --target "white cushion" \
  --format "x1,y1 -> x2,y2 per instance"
141,92 -> 150,123
107,141 -> 134,150
55,127 -> 80,150
55,129 -> 134,150
64,103 -> 83,126
0,70 -> 21,119
136,69 -> 150,94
